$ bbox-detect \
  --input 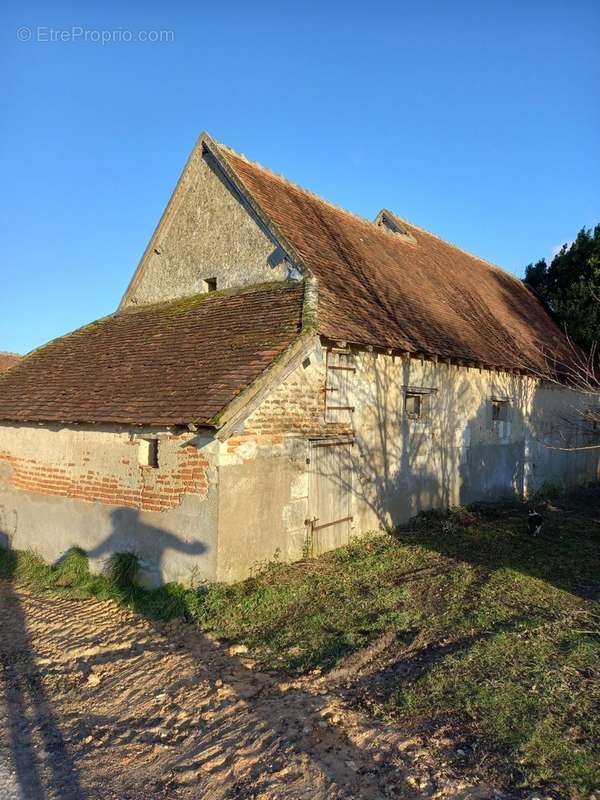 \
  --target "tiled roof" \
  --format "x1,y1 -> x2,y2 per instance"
0,352 -> 21,372
215,143 -> 574,373
0,284 -> 304,426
